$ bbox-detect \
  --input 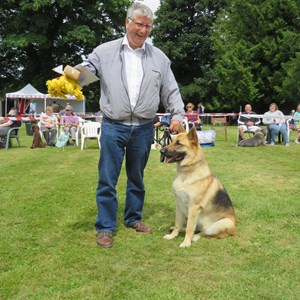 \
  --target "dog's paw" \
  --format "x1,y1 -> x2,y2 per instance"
179,240 -> 191,248
192,234 -> 201,242
164,234 -> 177,240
